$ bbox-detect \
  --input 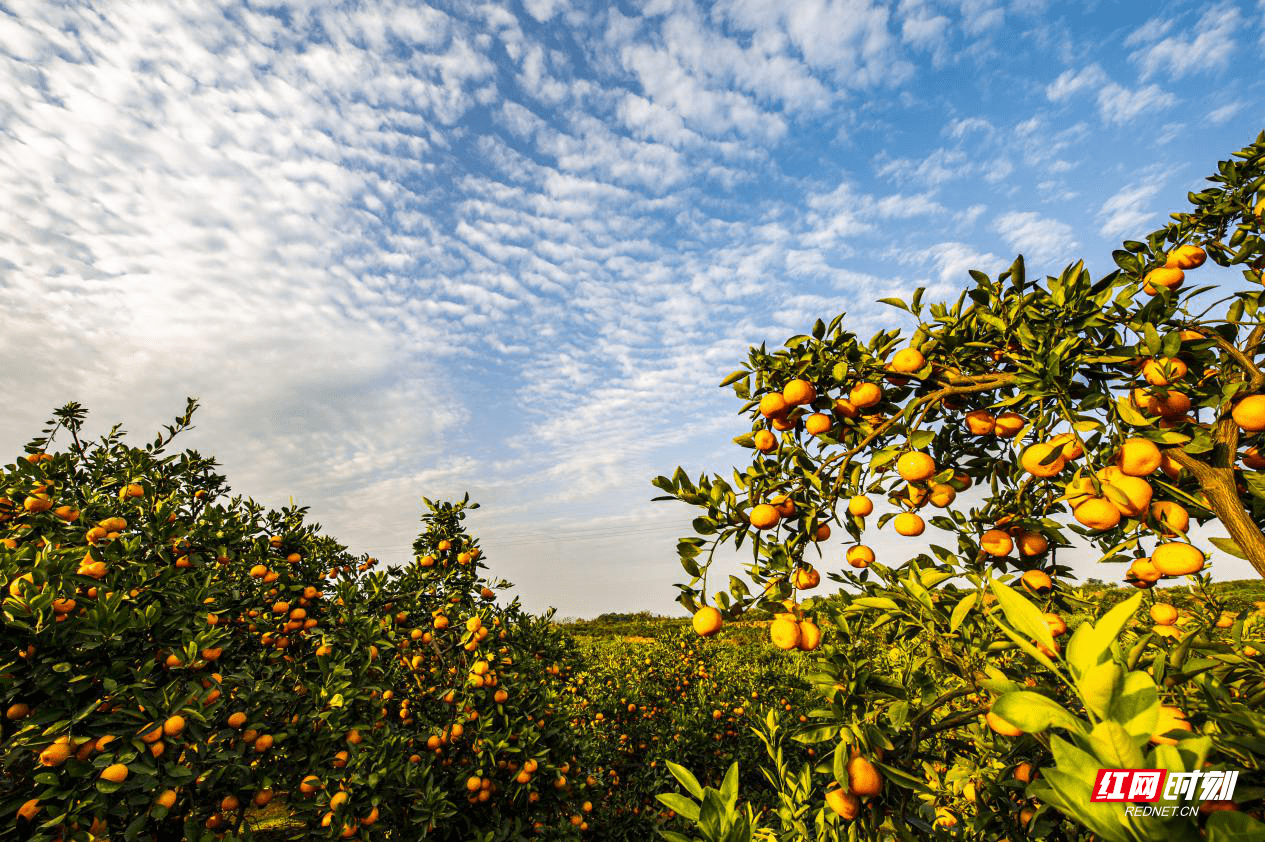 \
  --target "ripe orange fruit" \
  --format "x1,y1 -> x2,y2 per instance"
759,393 -> 789,419
832,398 -> 859,419
986,710 -> 1022,736
783,379 -> 816,406
1243,447 -> 1265,469
1150,501 -> 1189,535
749,504 -> 780,530
928,483 -> 956,507
1074,497 -> 1121,531
1020,570 -> 1052,593
805,413 -> 832,435
1151,542 -> 1204,576
993,412 -> 1025,438
847,495 -> 873,517
769,617 -> 801,650
1142,357 -> 1187,386
892,512 -> 924,536
847,755 -> 883,797
889,348 -> 925,373
812,523 -> 831,541
1127,556 -> 1163,586
1143,266 -> 1184,295
849,382 -> 882,409
1165,244 -> 1206,269
100,763 -> 129,783
1104,474 -> 1153,518
1049,432 -> 1084,460
1043,612 -> 1067,637
692,606 -> 722,637
896,452 -> 935,482
1020,443 -> 1066,478
771,414 -> 797,432
825,787 -> 860,819
846,545 -> 875,568
1149,603 -> 1178,625
792,567 -> 820,590
1118,438 -> 1161,476
154,790 -> 178,809
753,430 -> 777,452
1150,705 -> 1192,745
980,529 -> 1013,557
964,410 -> 995,435
1232,395 -> 1265,432
163,715 -> 186,737
797,619 -> 821,651
1016,530 -> 1049,557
